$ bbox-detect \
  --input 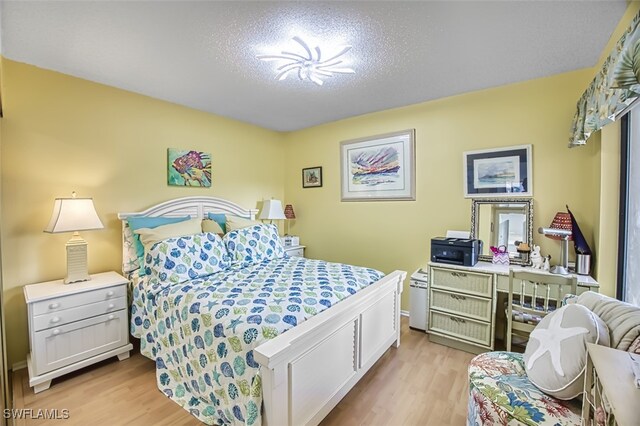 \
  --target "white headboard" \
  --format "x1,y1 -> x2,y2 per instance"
117,196 -> 259,276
